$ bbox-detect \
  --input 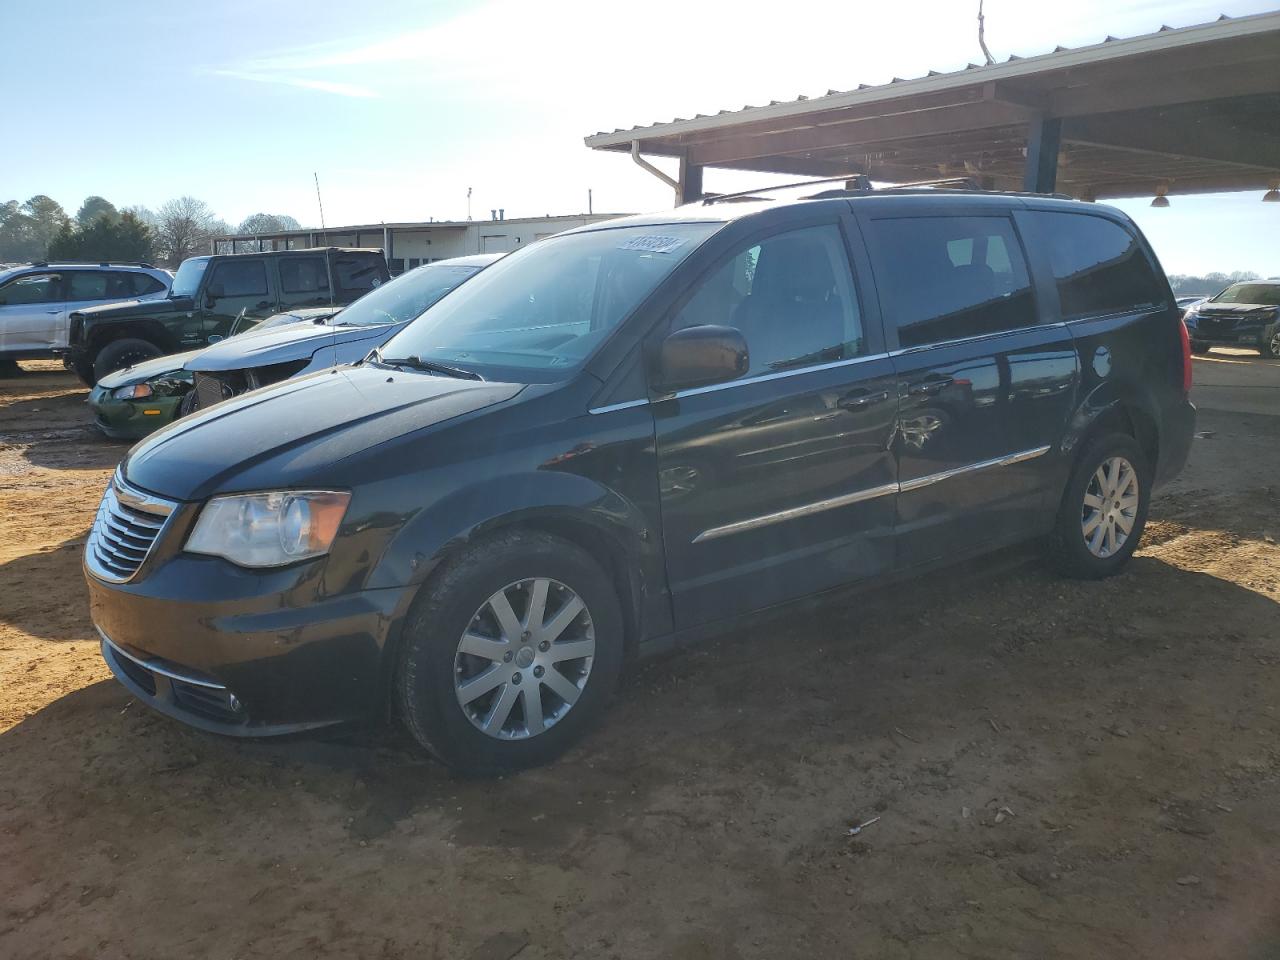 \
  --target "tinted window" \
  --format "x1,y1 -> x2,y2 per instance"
868,216 -> 1034,348
66,272 -> 110,301
1031,212 -> 1164,319
1,272 -> 61,305
673,224 -> 864,375
209,259 -> 267,297
279,256 -> 330,294
335,254 -> 386,296
130,273 -> 167,296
